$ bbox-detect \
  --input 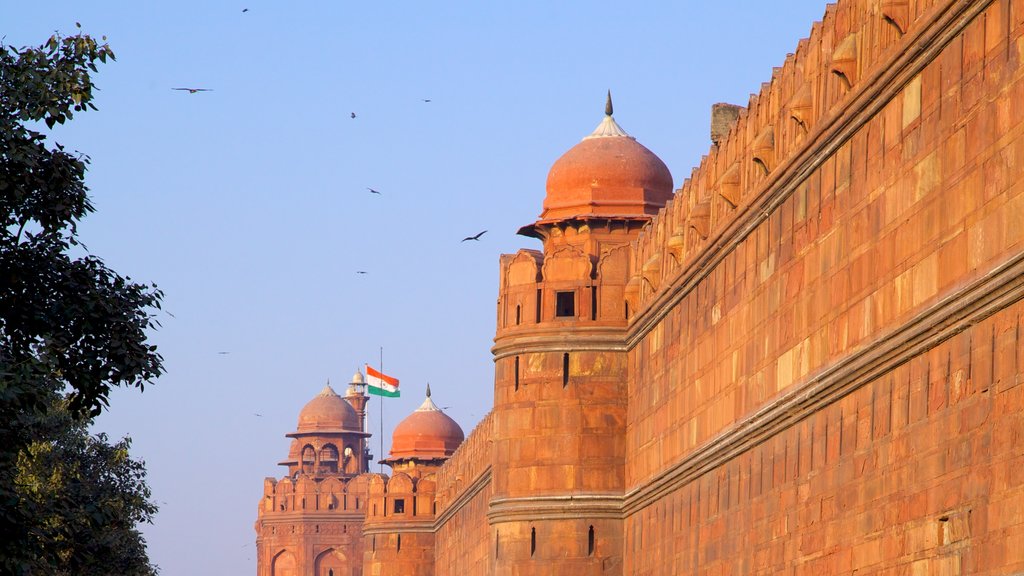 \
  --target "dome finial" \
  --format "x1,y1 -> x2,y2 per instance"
605,90 -> 613,116
426,383 -> 432,398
